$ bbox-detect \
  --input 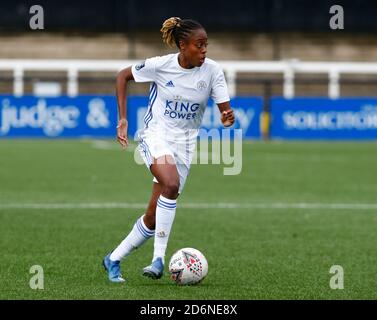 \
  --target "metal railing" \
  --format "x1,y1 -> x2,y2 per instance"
1,59 -> 377,98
